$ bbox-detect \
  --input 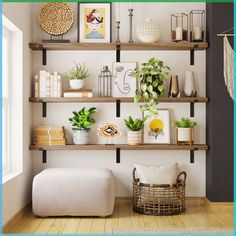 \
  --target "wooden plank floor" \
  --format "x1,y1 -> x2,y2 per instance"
3,199 -> 233,234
